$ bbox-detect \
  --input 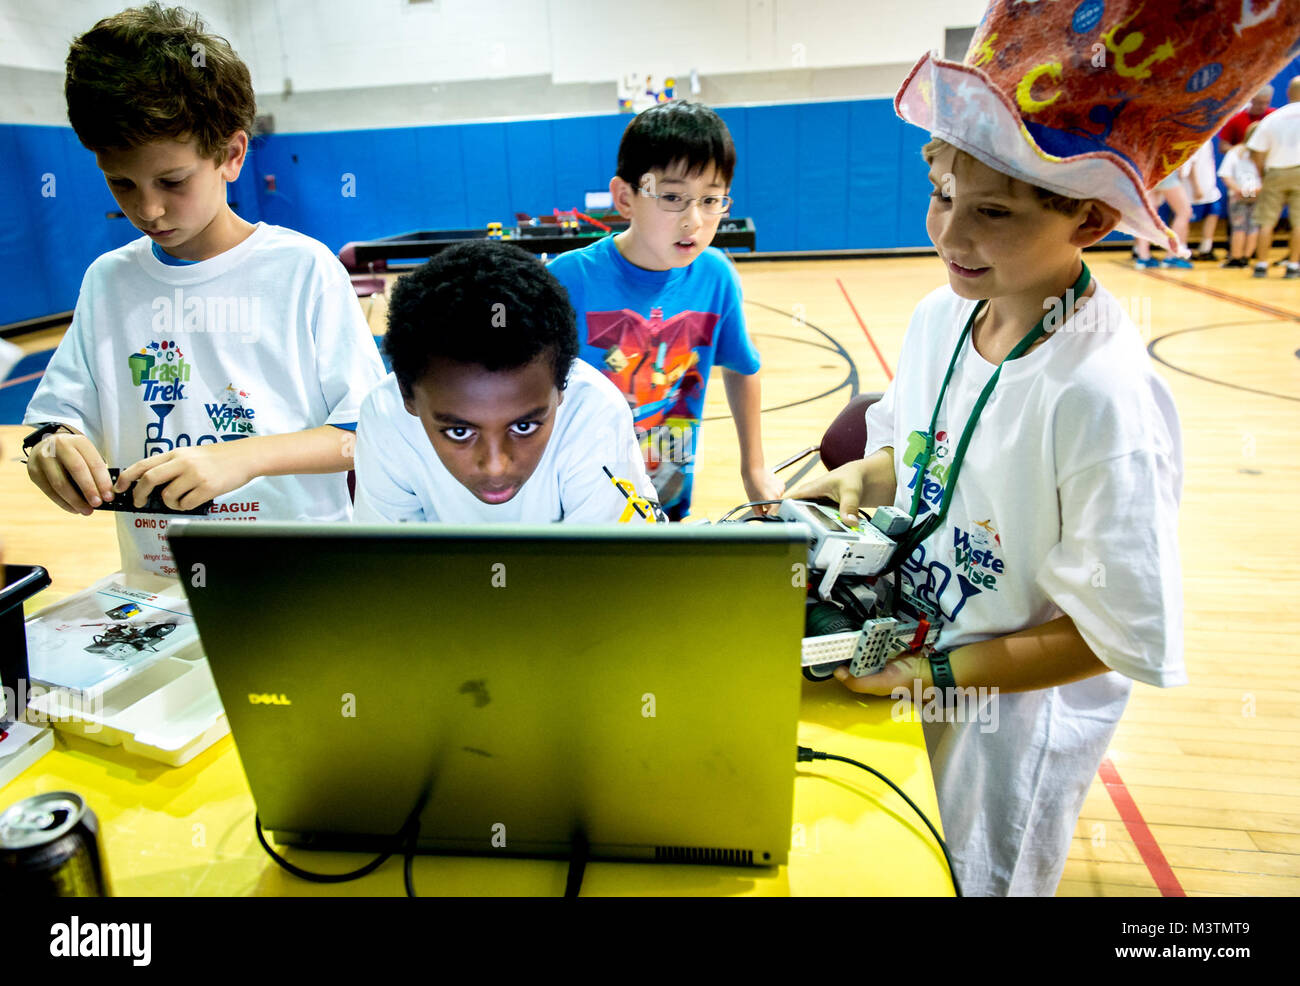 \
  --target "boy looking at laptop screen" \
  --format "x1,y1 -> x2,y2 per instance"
353,241 -> 658,523
546,101 -> 781,520
790,0 -> 1298,895
23,3 -> 385,580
